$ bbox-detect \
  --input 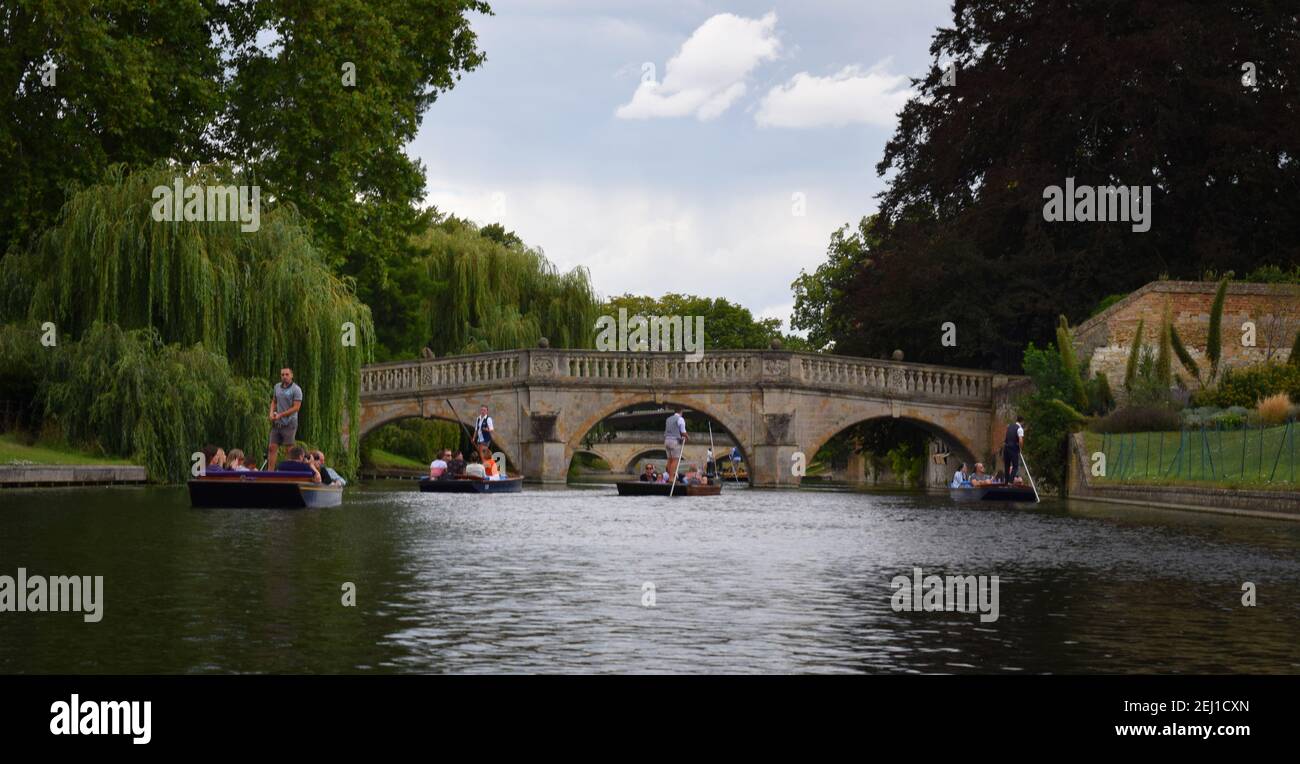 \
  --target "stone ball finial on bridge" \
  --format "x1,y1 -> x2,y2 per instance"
892,349 -> 905,361
769,338 -> 783,350
538,337 -> 550,348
